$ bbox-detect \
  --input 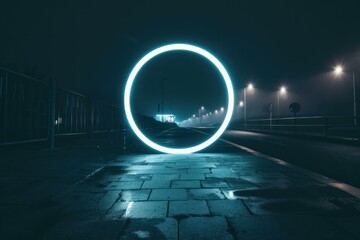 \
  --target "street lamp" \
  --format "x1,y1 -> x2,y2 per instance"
277,85 -> 287,116
244,83 -> 255,128
237,101 -> 244,119
199,106 -> 205,126
334,65 -> 343,75
333,65 -> 357,126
